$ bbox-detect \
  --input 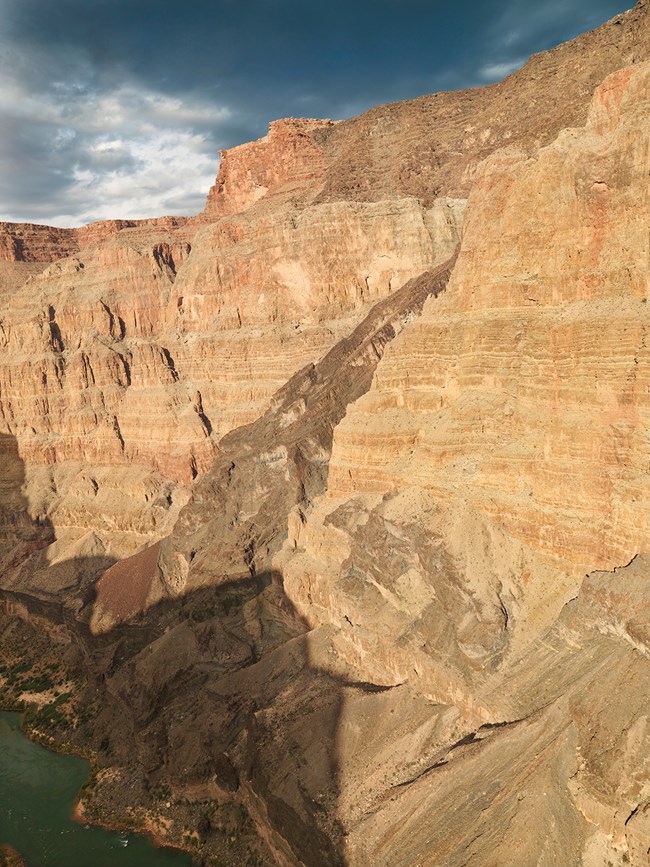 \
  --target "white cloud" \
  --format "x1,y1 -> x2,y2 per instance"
0,57 -> 232,226
501,29 -> 521,48
56,128 -> 219,226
